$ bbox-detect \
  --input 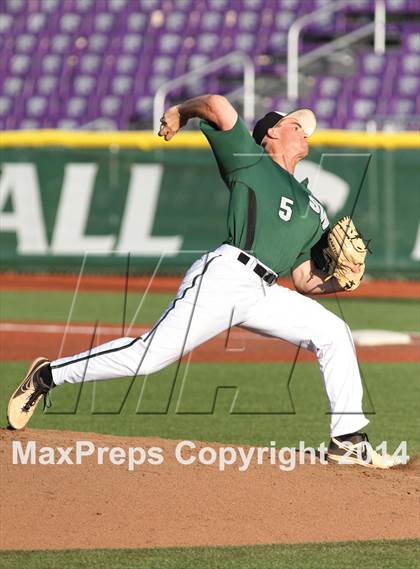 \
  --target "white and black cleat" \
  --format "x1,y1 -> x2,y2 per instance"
7,357 -> 52,430
328,432 -> 404,469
